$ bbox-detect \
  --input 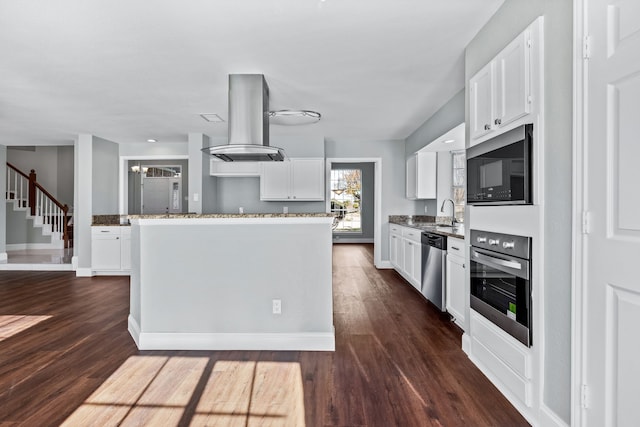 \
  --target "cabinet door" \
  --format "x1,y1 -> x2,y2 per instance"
446,253 -> 466,329
469,62 -> 494,142
291,158 -> 324,200
403,239 -> 414,284
415,152 -> 437,199
390,233 -> 400,268
92,235 -> 121,270
495,30 -> 530,128
406,155 -> 417,199
411,241 -> 422,289
260,162 -> 290,200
